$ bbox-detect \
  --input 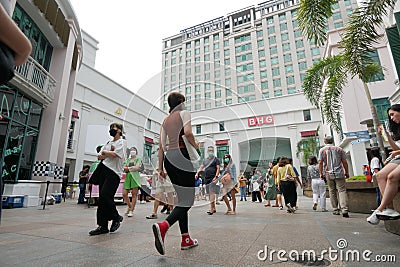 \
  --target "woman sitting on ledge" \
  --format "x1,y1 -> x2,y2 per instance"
368,104 -> 400,225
